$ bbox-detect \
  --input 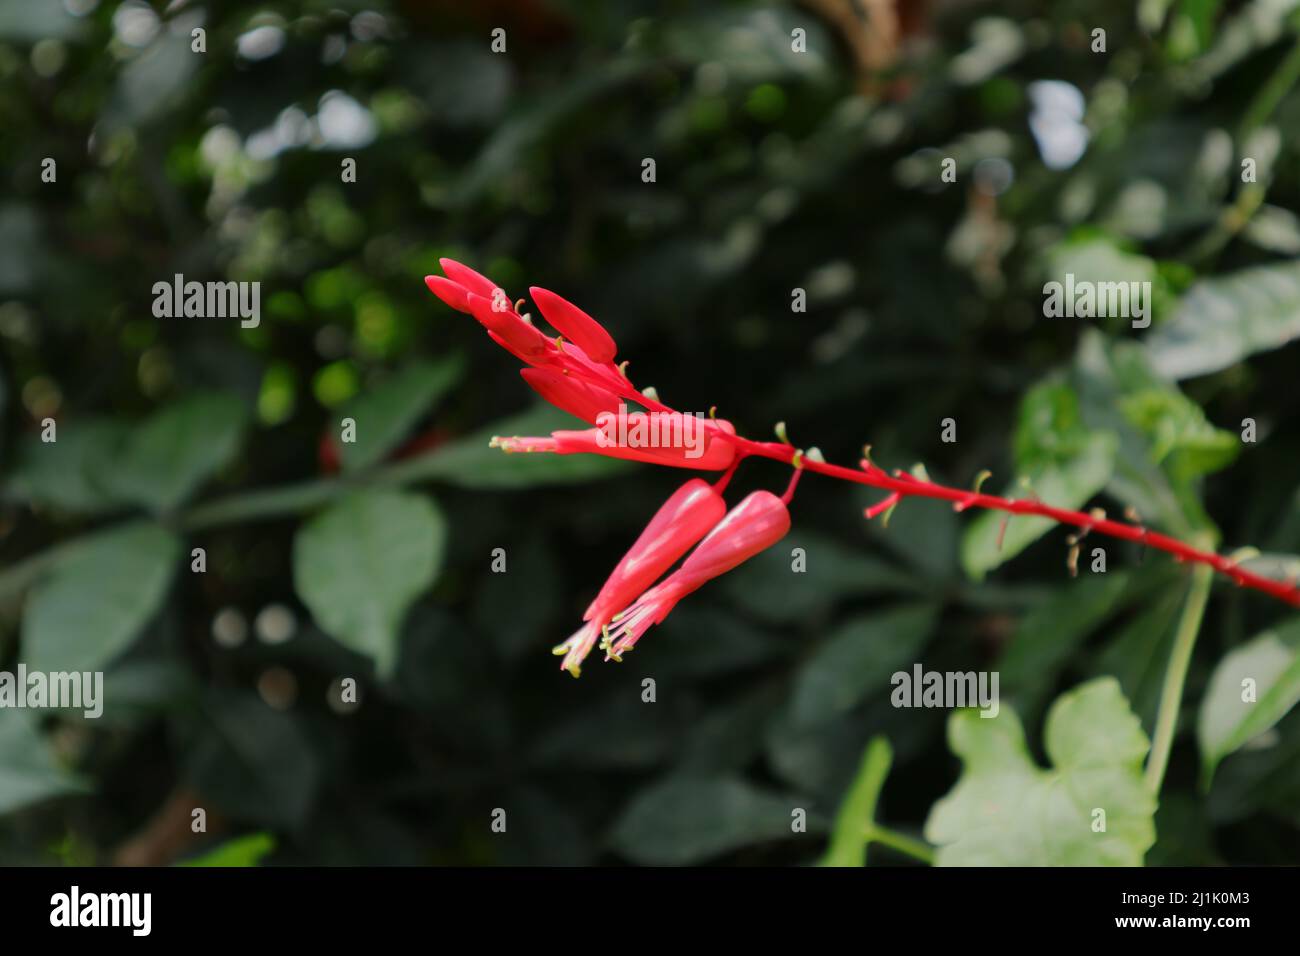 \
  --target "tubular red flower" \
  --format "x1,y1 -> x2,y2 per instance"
529,286 -> 618,364
424,275 -> 471,313
520,368 -> 622,426
552,478 -> 727,675
495,415 -> 738,470
465,292 -> 550,358
438,257 -> 499,298
603,490 -> 791,659
585,478 -> 726,621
